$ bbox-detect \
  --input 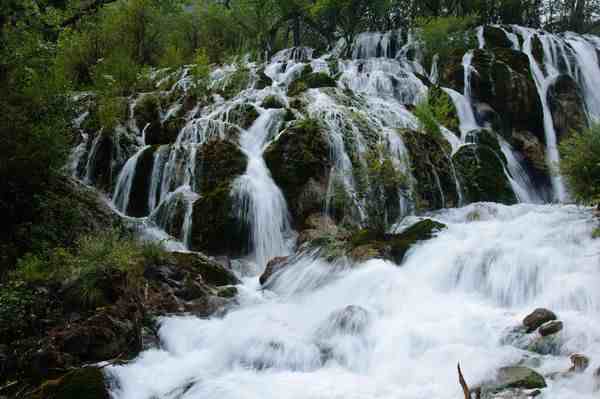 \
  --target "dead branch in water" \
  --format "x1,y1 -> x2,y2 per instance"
458,363 -> 481,399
